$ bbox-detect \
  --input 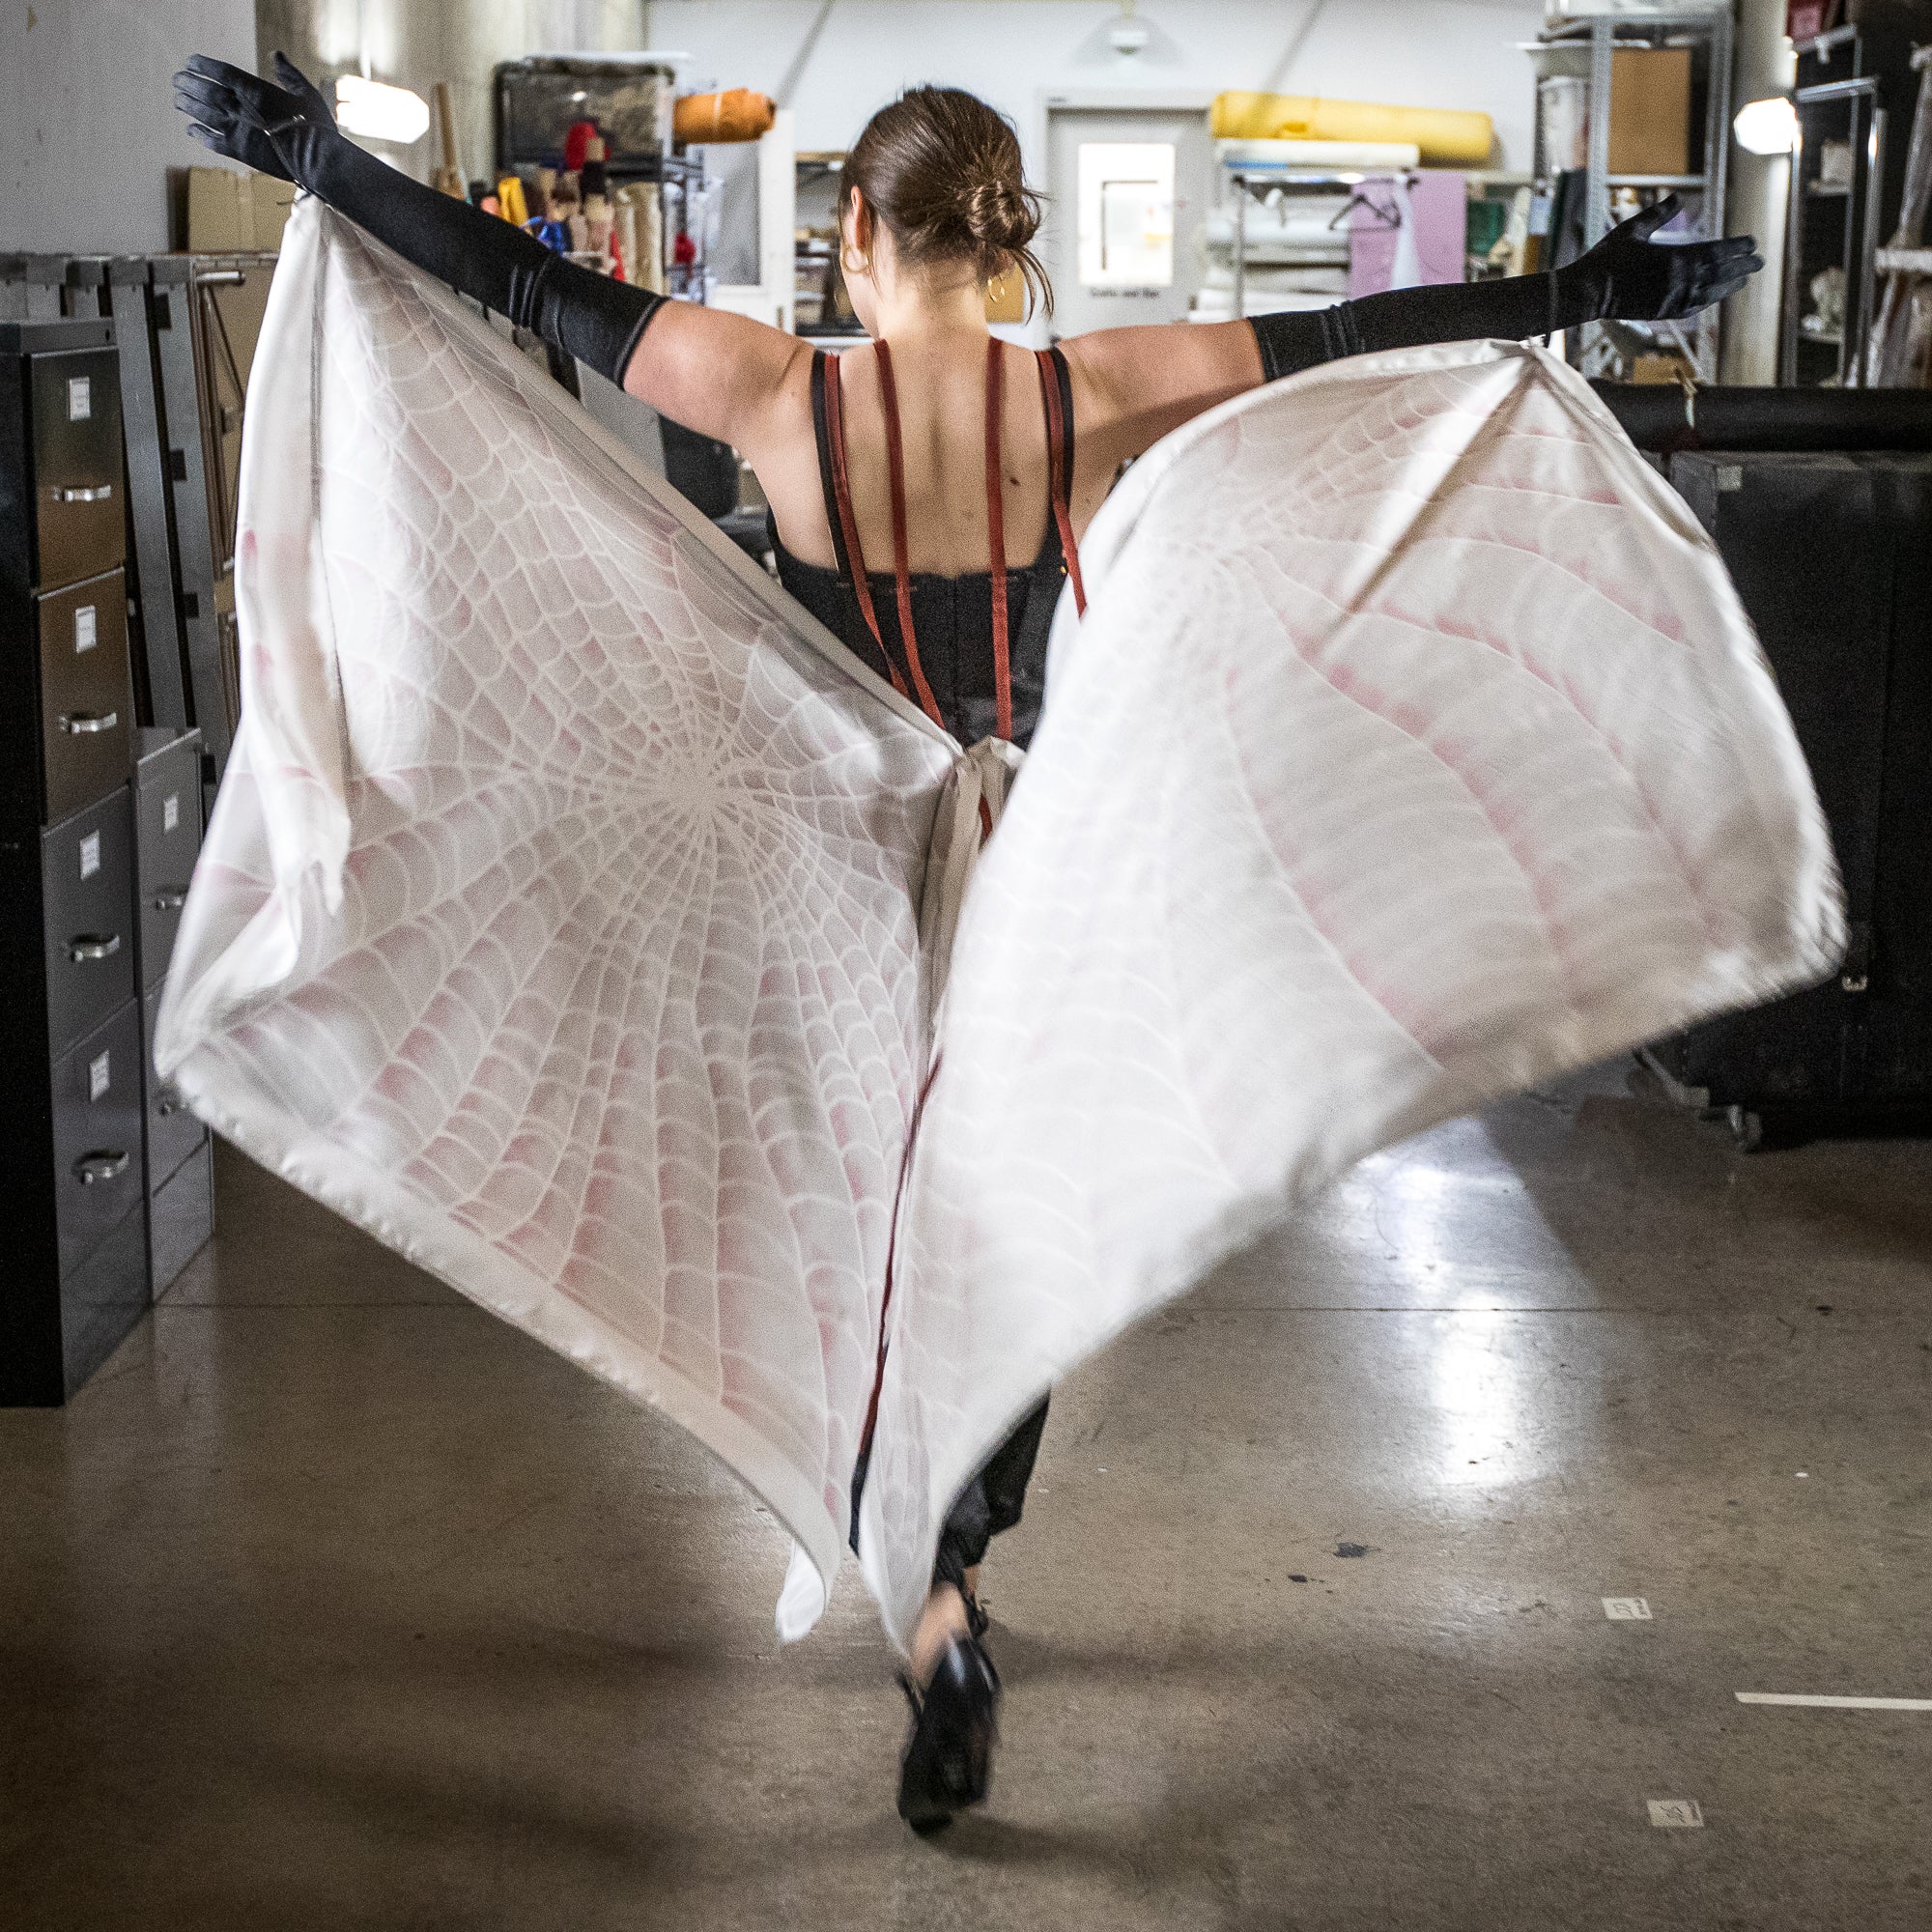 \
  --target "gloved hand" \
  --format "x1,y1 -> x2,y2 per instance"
1555,194 -> 1764,325
172,51 -> 340,191
169,52 -> 667,385
1249,192 -> 1764,384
